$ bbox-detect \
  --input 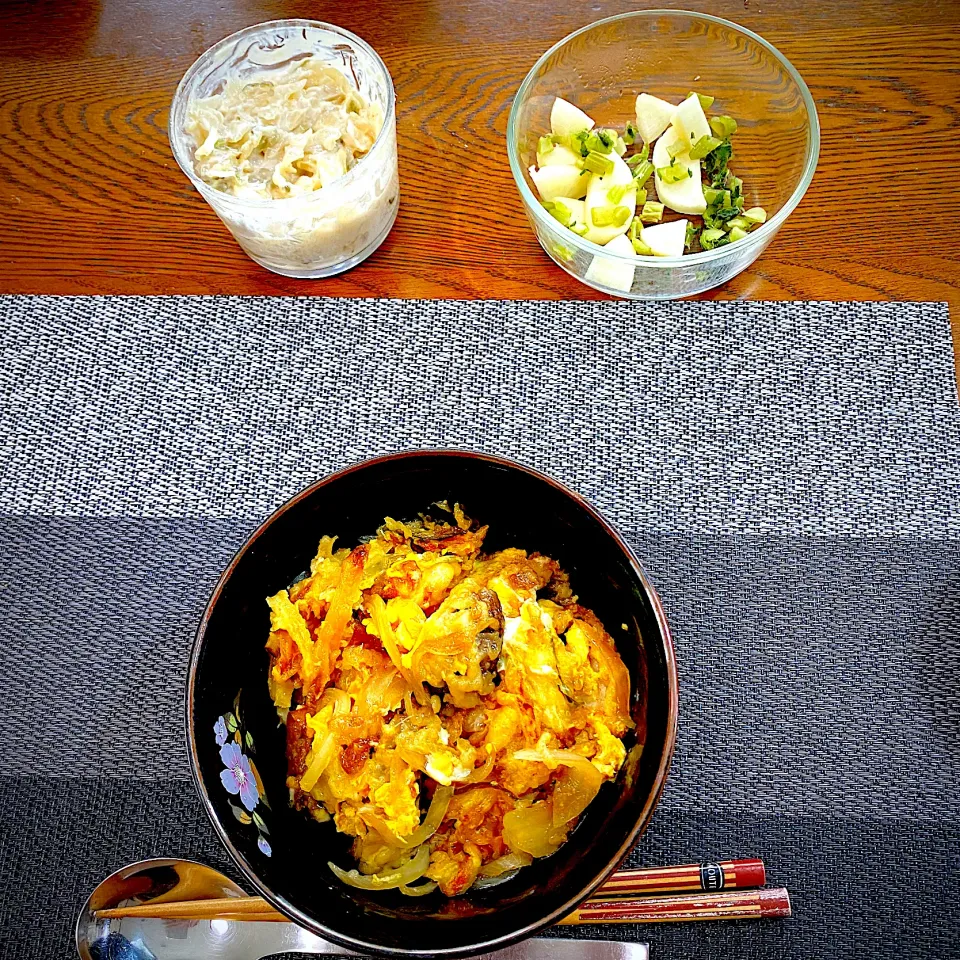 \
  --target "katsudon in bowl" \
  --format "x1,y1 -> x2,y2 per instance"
187,450 -> 678,957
